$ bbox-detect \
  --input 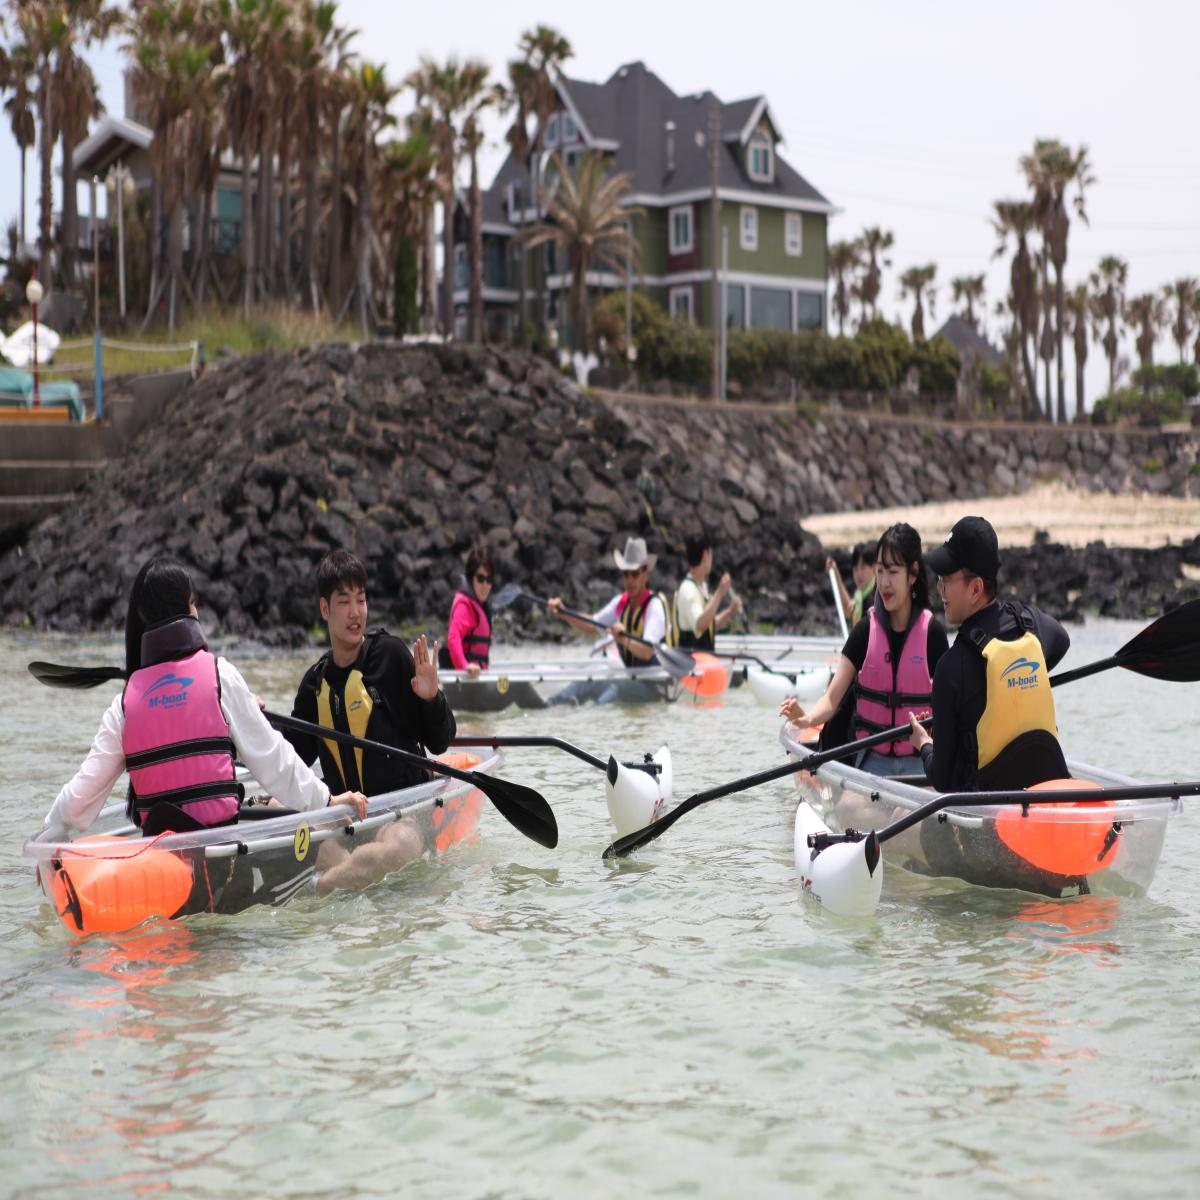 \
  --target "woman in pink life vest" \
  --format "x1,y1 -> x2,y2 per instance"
40,558 -> 366,842
781,524 -> 949,777
442,544 -> 495,677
